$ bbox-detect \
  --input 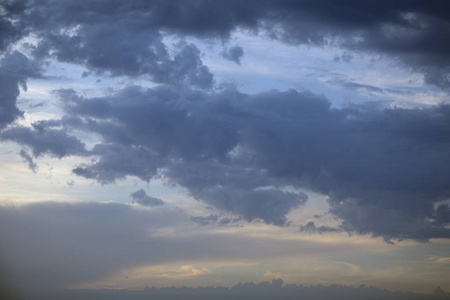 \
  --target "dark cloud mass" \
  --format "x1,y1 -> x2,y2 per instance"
1,0 -> 450,241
